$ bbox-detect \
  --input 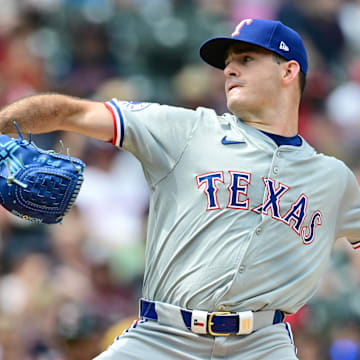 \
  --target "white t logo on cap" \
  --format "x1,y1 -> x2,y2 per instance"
232,19 -> 253,37
279,41 -> 290,52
